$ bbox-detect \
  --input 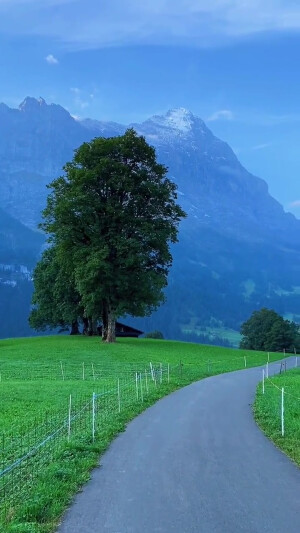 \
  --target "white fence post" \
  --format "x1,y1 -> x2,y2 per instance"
244,356 -> 247,368
266,362 -> 269,379
145,369 -> 149,394
167,363 -> 170,383
60,361 -> 65,381
281,388 -> 284,437
135,372 -> 139,400
140,373 -> 143,402
295,357 -> 298,368
117,378 -> 121,413
262,369 -> 265,394
150,362 -> 154,381
82,362 -> 85,380
68,394 -> 72,442
92,392 -> 96,442
160,363 -> 163,384
267,352 -> 270,363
